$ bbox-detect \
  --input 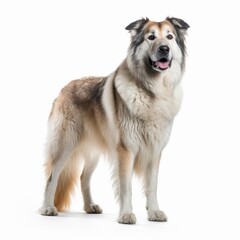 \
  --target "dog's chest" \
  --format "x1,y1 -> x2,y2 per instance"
116,77 -> 182,122
123,113 -> 173,151
116,78 -> 182,150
